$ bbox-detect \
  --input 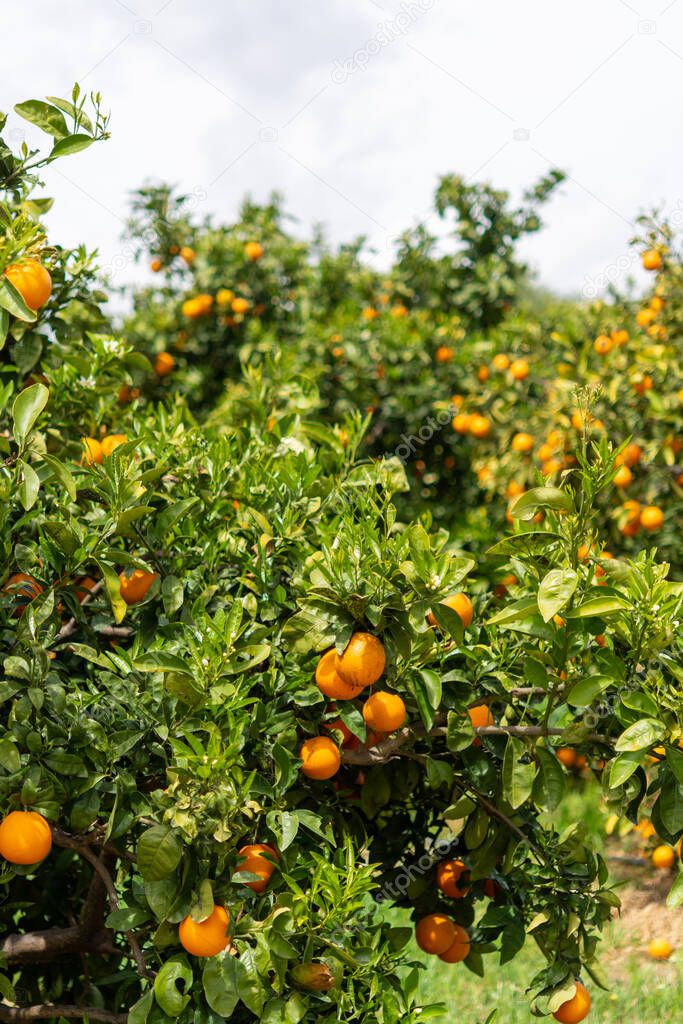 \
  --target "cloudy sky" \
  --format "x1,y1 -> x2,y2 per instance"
5,0 -> 683,300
